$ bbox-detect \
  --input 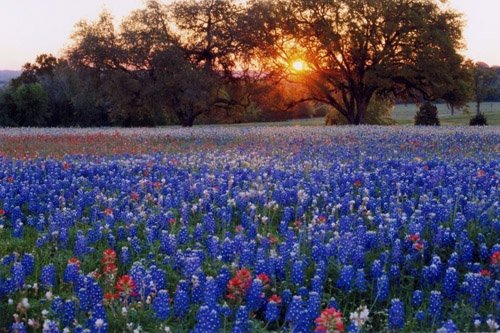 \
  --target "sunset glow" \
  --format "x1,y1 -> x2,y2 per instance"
291,60 -> 306,72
